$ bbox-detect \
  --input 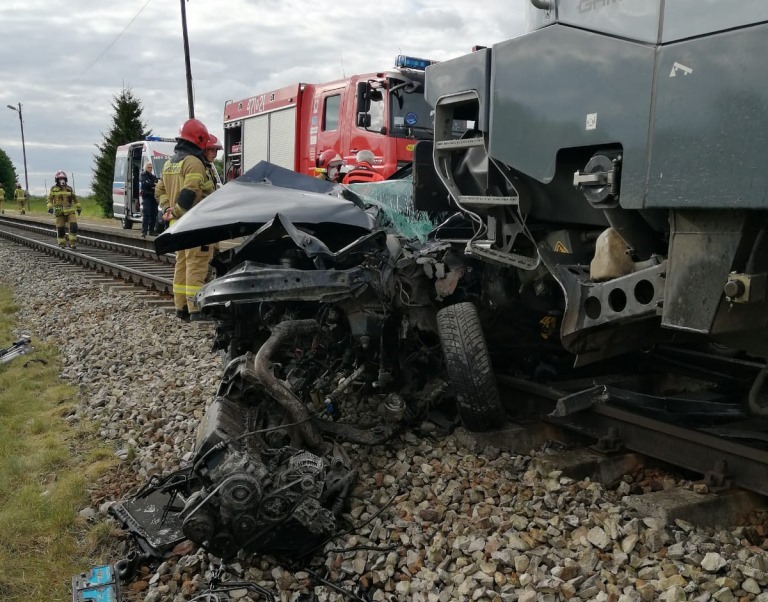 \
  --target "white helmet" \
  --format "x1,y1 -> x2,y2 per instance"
356,150 -> 375,164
